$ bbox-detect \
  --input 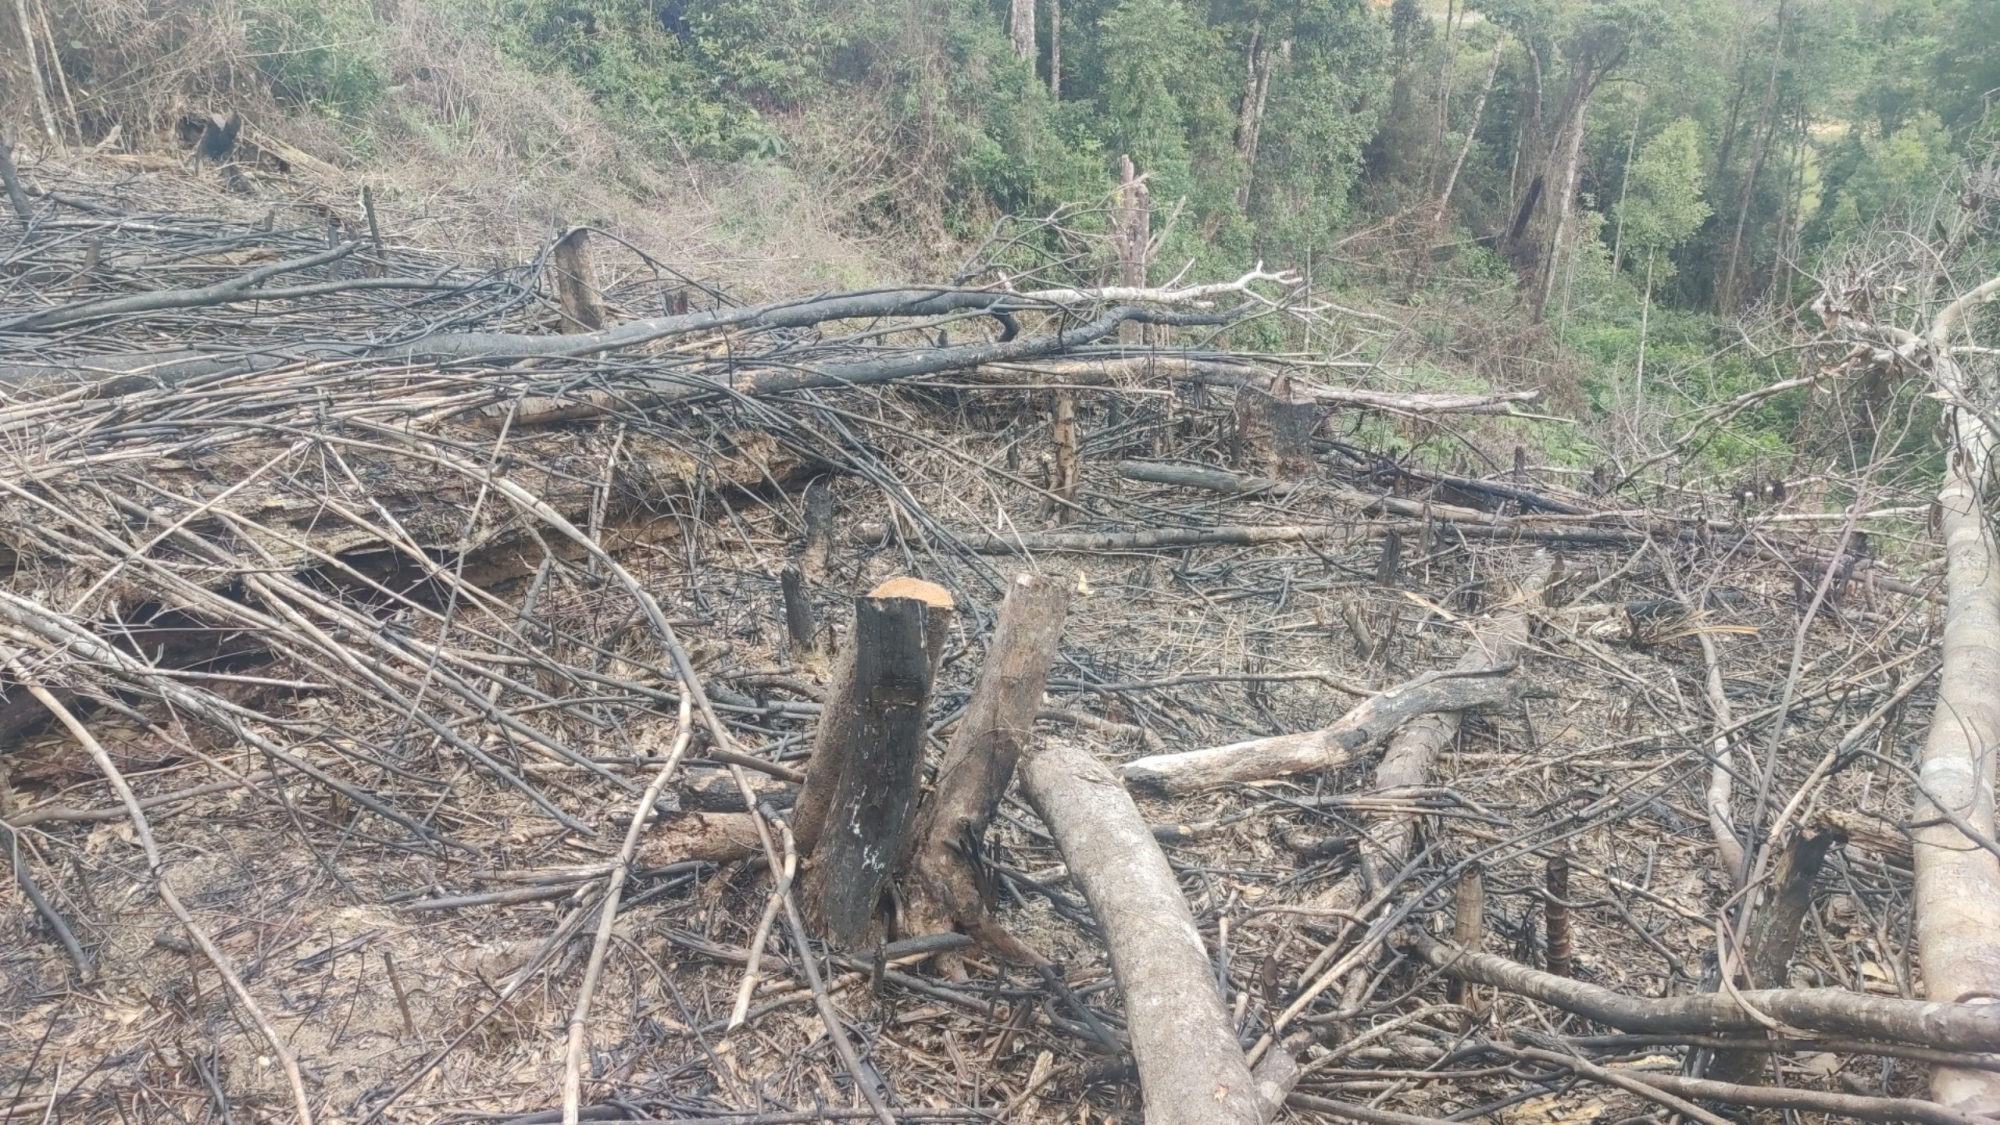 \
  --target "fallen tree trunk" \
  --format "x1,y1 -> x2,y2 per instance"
1018,740 -> 1264,1125
1120,667 -> 1543,796
1413,935 -> 2000,1052
975,355 -> 1542,415
1910,272 -> 2000,1113
1344,555 -> 1555,892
